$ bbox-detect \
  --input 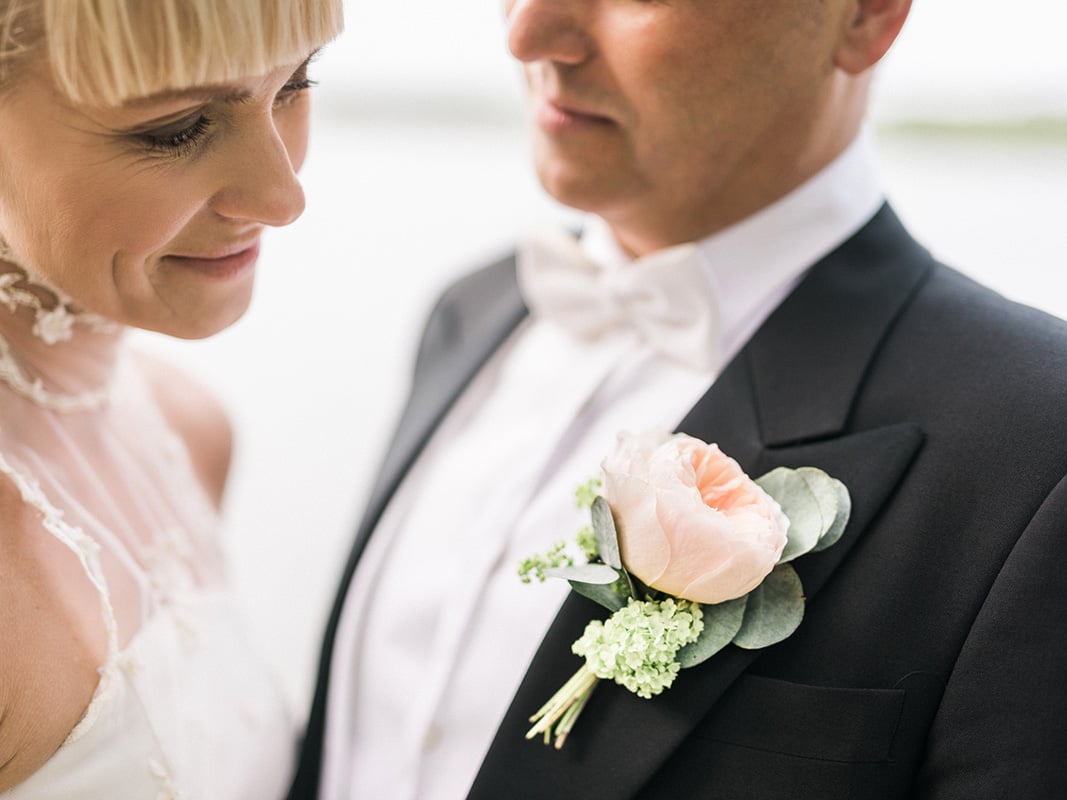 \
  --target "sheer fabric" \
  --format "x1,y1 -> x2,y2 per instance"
0,266 -> 293,798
